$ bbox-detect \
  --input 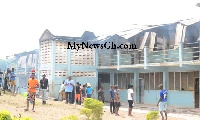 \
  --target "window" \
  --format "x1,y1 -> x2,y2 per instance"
114,73 -> 134,89
168,72 -> 195,91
